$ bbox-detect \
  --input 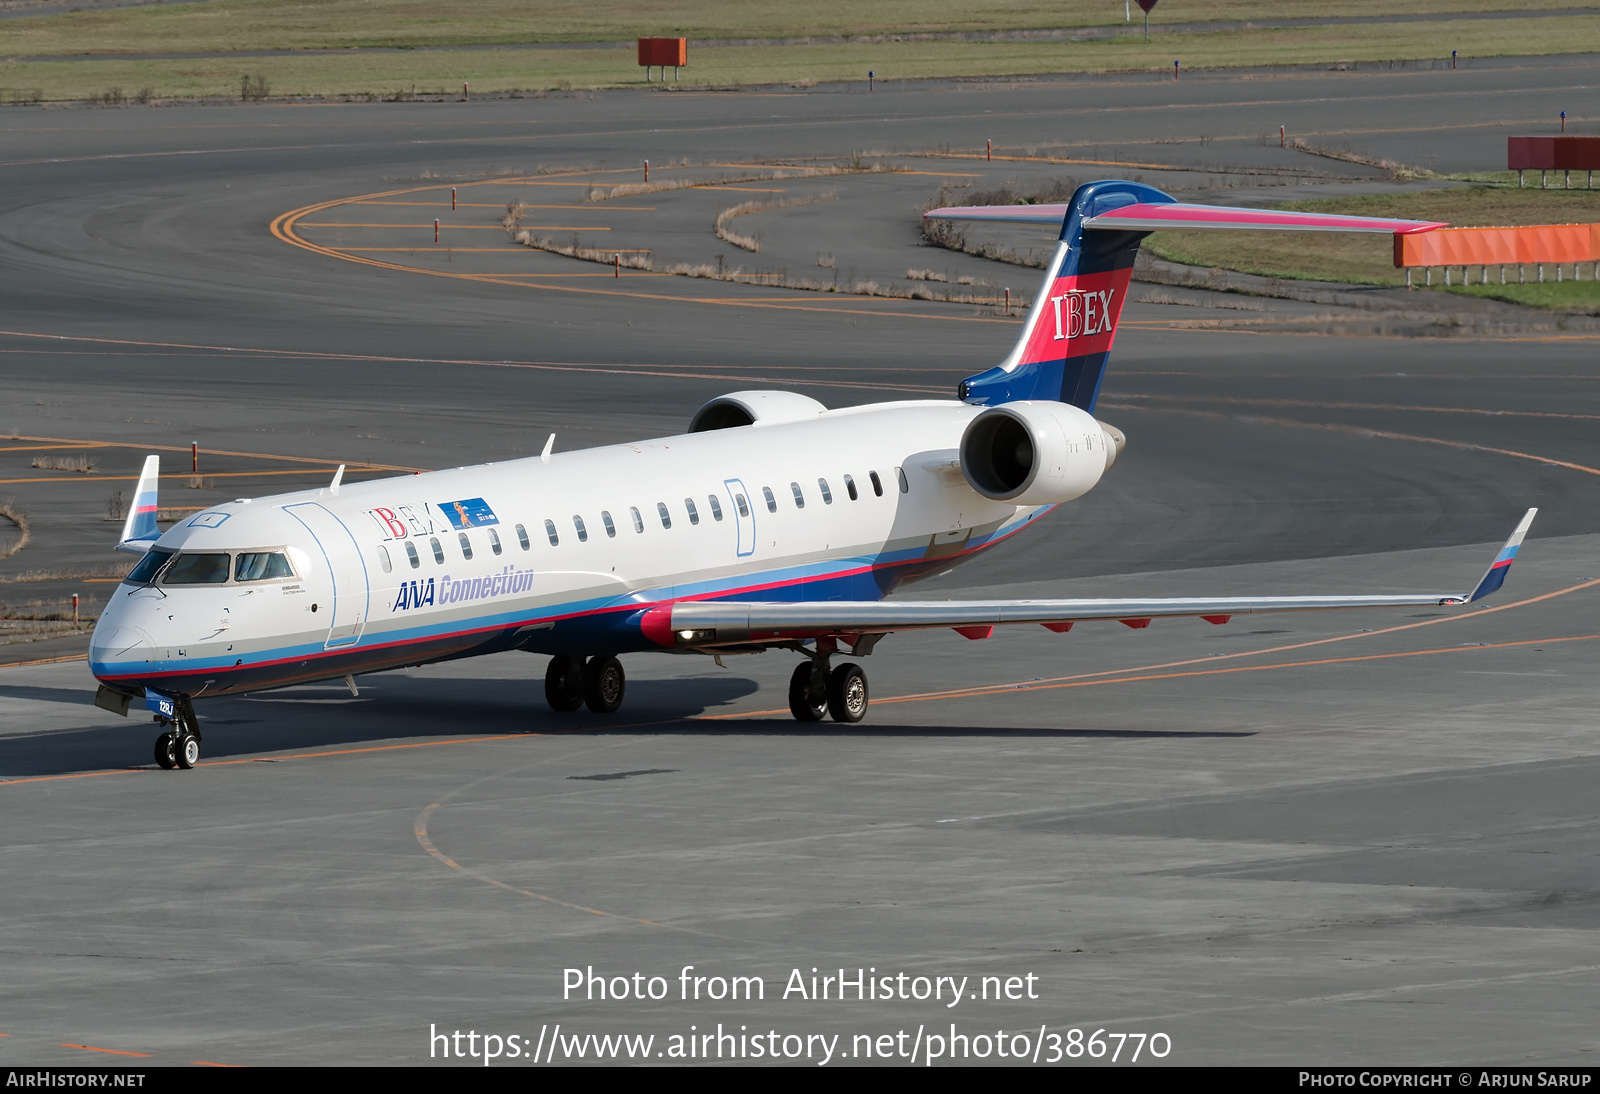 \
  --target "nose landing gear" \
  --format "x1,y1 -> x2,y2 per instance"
152,695 -> 201,770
